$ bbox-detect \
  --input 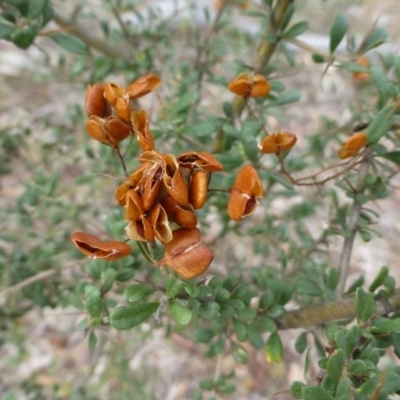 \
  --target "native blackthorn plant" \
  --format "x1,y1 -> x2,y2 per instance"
2,0 -> 400,399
